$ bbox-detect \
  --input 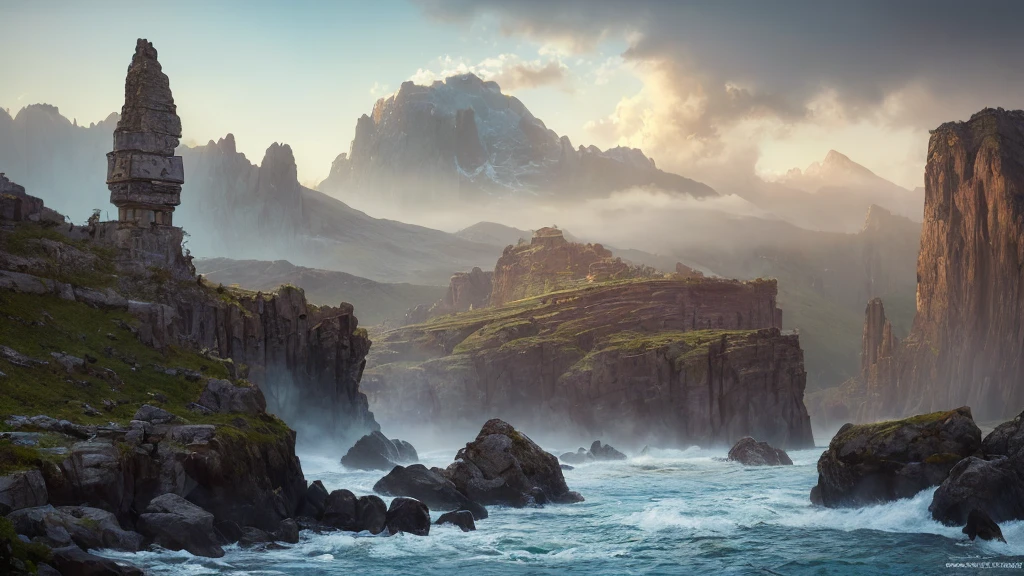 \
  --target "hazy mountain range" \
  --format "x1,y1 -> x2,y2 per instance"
0,74 -> 925,397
